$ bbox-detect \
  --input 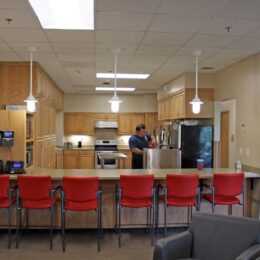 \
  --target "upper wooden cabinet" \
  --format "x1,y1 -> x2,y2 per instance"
145,113 -> 158,134
36,67 -> 64,111
0,62 -> 63,111
94,113 -> 117,121
118,113 -> 145,135
64,113 -> 94,135
158,89 -> 214,120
